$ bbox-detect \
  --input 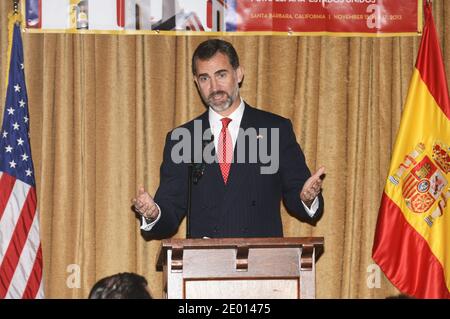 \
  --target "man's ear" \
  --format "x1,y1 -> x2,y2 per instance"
236,66 -> 244,84
193,76 -> 199,87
